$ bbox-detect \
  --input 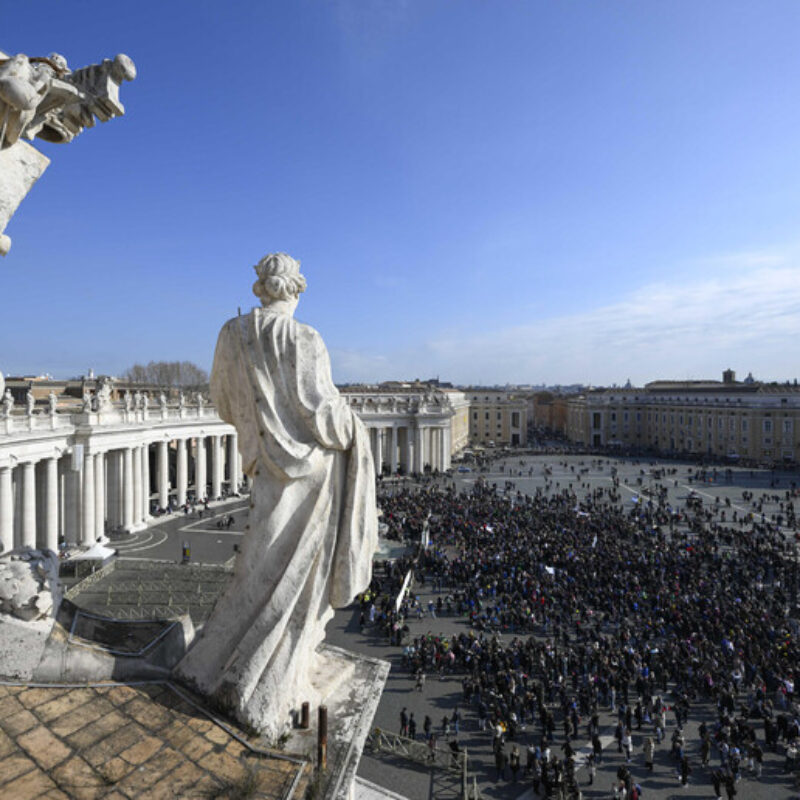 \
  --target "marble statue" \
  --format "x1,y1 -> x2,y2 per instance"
178,390 -> 185,410
25,389 -> 34,416
96,378 -> 112,411
48,391 -> 57,416
0,550 -> 58,621
1,388 -> 13,417
81,389 -> 91,412
124,391 -> 133,412
0,51 -> 136,149
0,50 -> 136,256
133,390 -> 142,410
159,391 -> 167,409
176,253 -> 378,738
